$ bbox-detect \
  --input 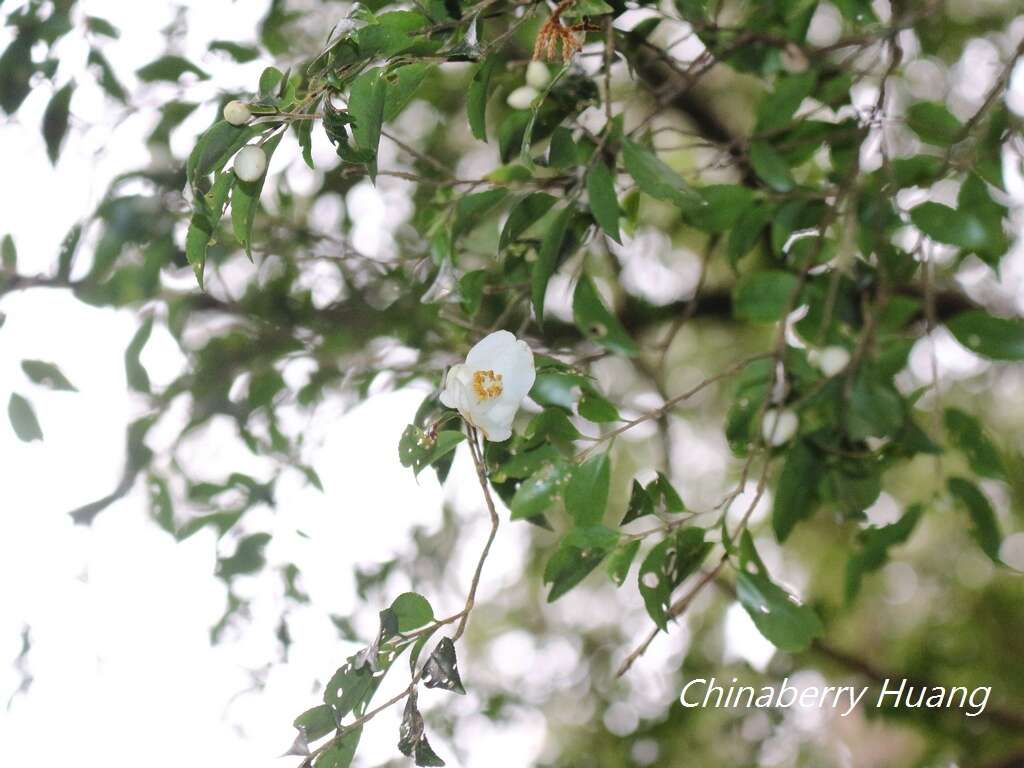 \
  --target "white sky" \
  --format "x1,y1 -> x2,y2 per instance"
2,2 -> 1024,767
